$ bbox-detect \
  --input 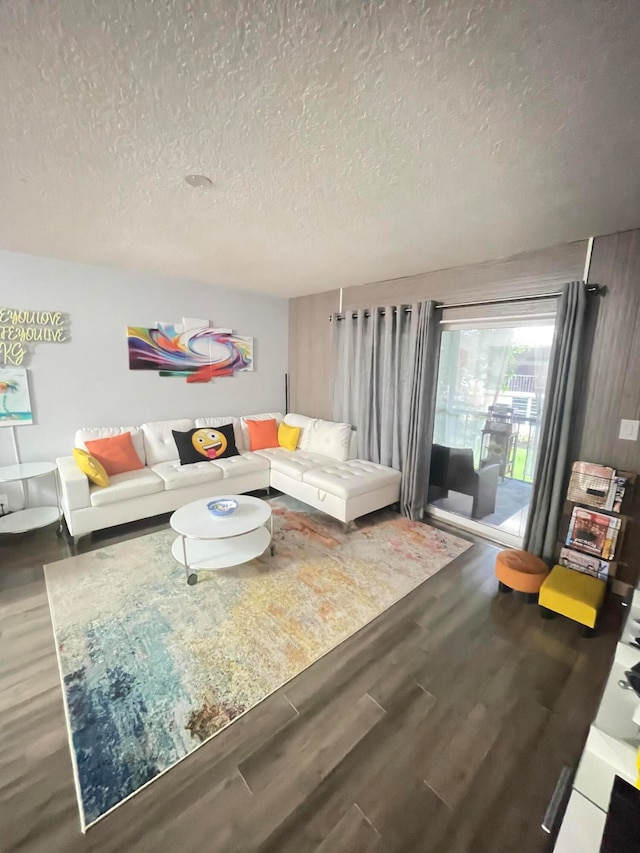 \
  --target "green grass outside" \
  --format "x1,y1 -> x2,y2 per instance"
511,447 -> 533,483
